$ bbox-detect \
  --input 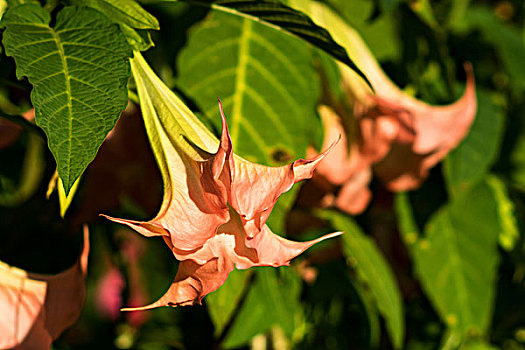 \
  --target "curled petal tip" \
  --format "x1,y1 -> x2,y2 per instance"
322,231 -> 344,240
81,225 -> 90,275
100,214 -> 168,238
463,62 -> 476,92
463,62 -> 473,75
303,134 -> 340,164
323,134 -> 341,156
217,98 -> 225,118
121,306 -> 152,312
120,300 -> 175,312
